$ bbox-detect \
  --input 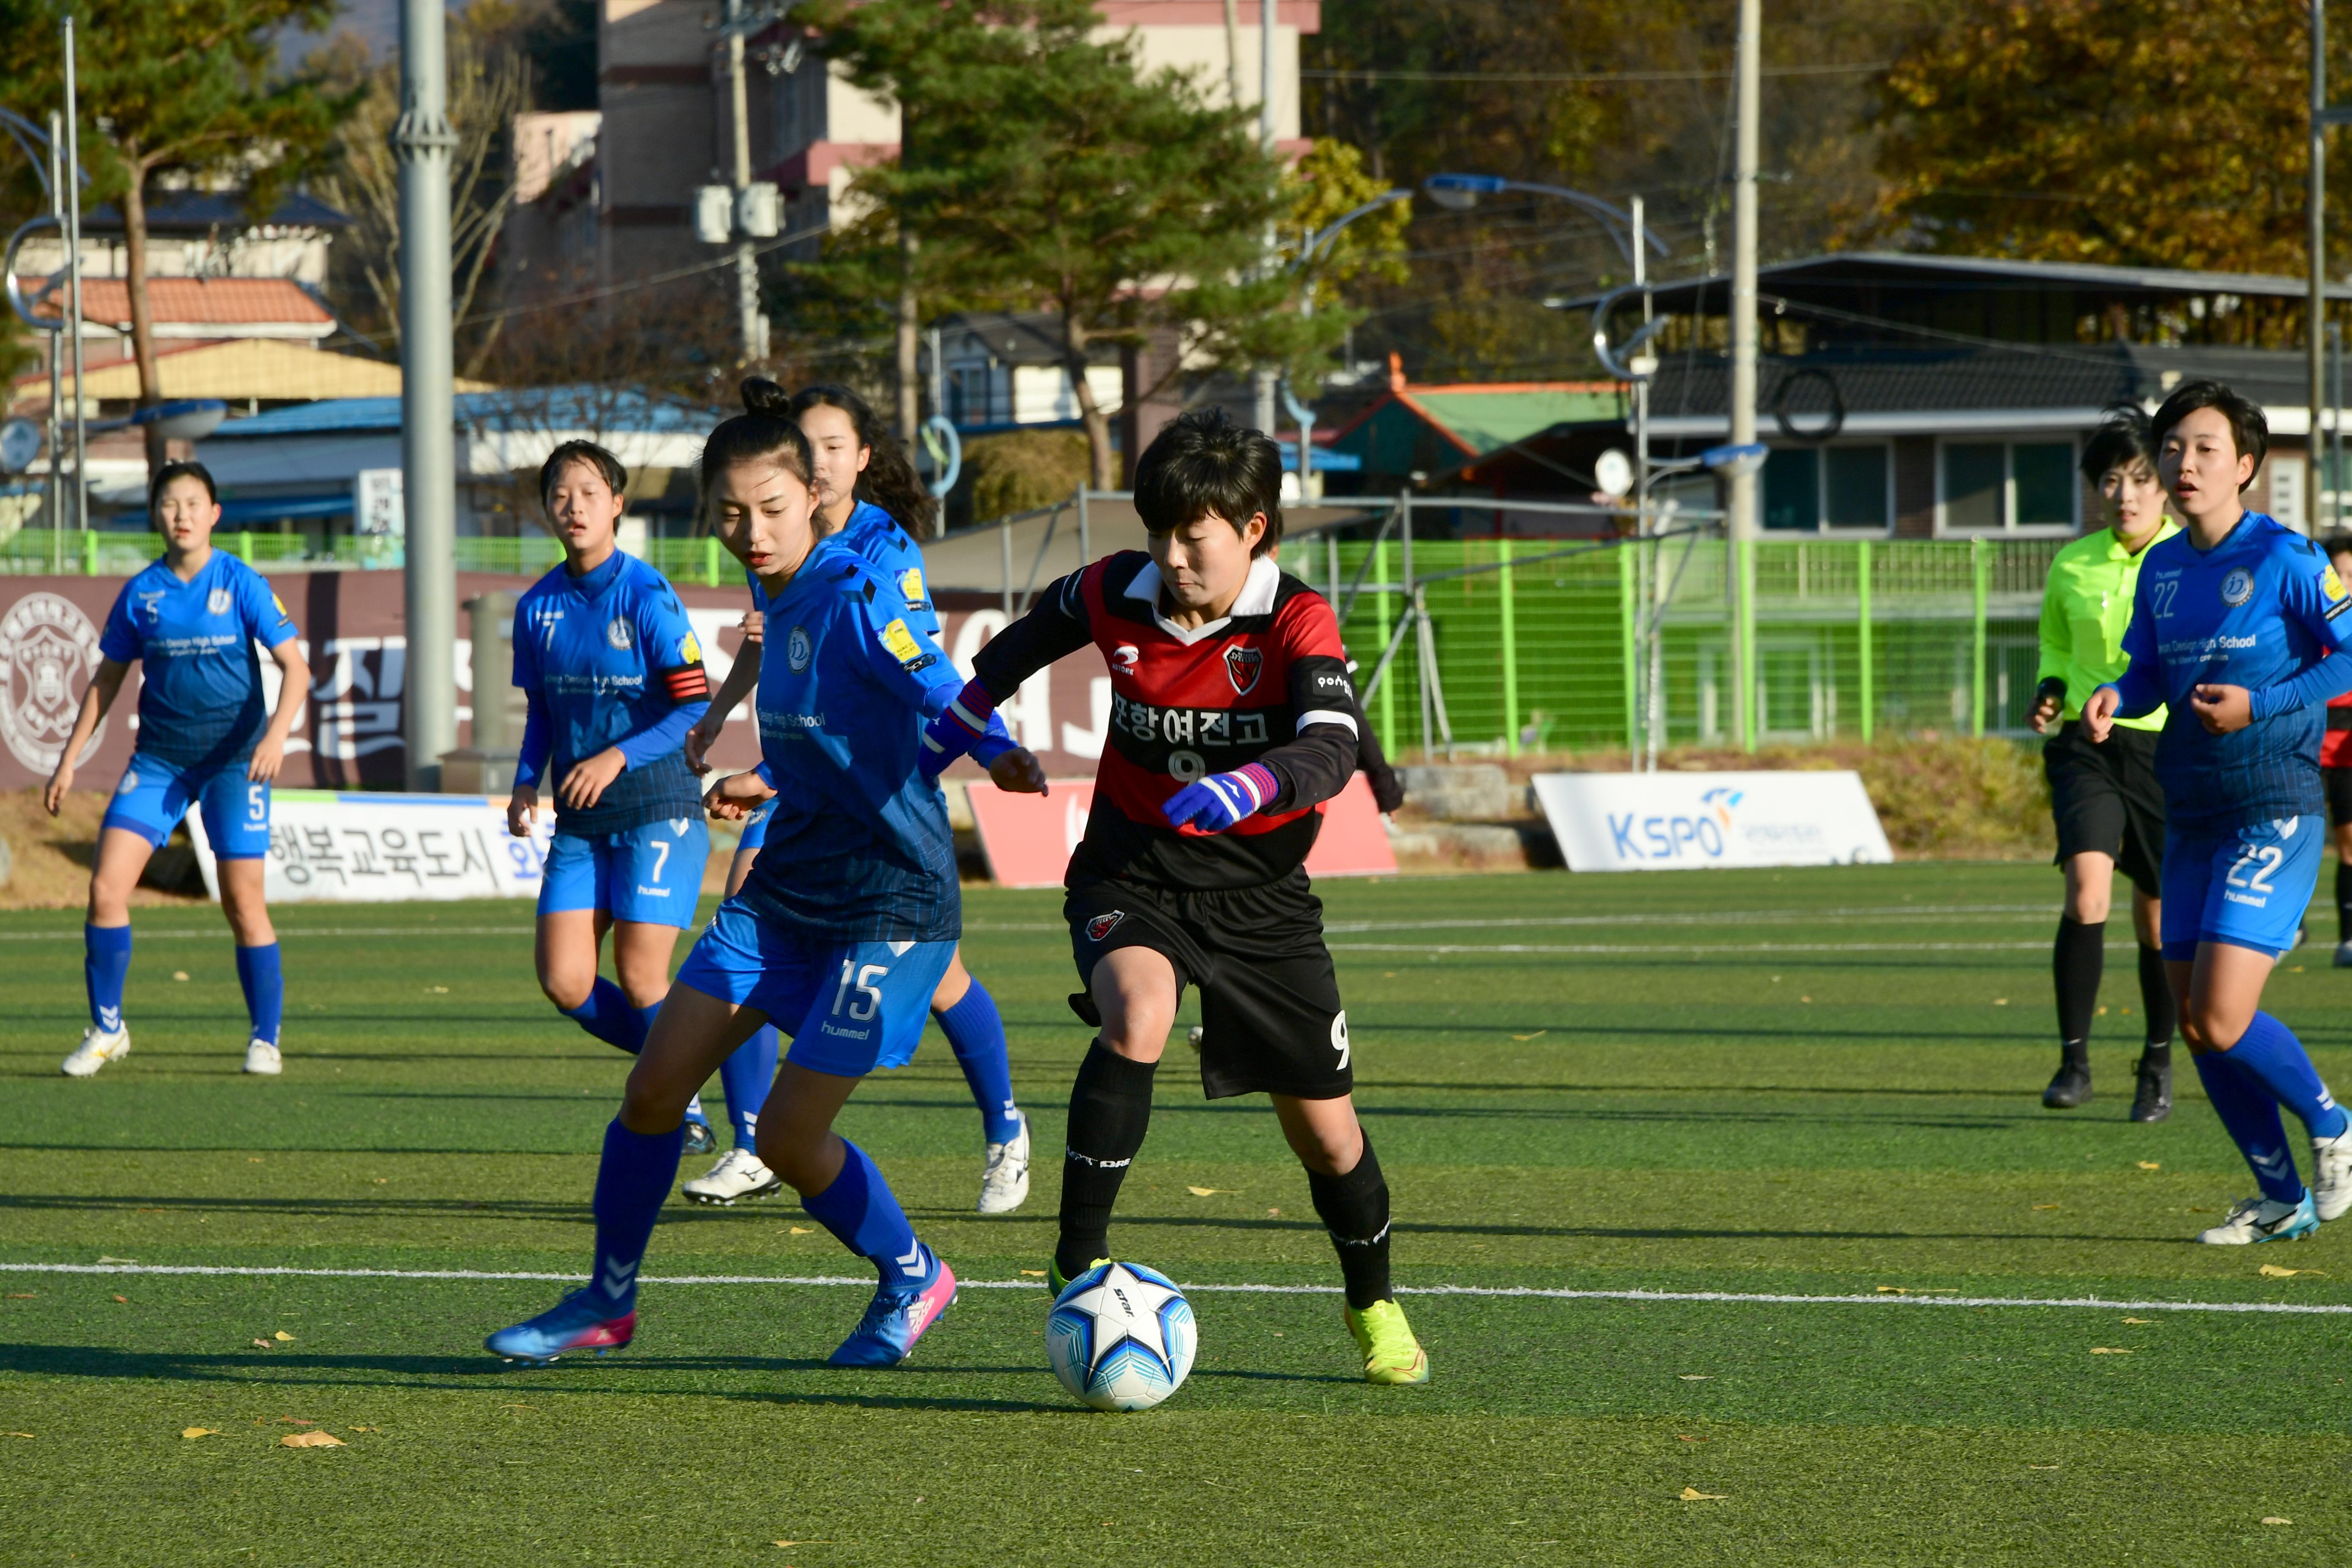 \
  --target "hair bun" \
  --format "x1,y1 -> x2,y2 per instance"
741,377 -> 792,417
